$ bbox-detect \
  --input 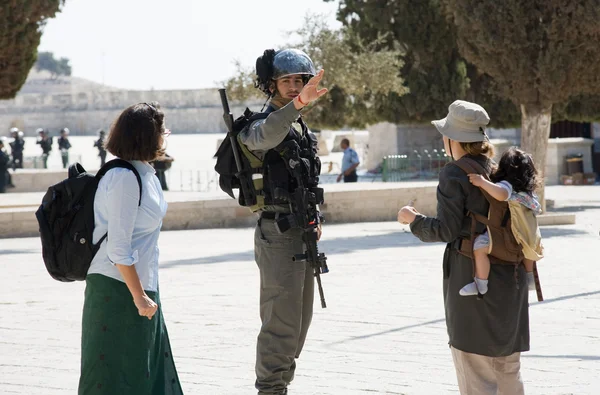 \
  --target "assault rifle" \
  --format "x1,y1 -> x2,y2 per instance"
276,140 -> 329,308
218,88 -> 257,206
